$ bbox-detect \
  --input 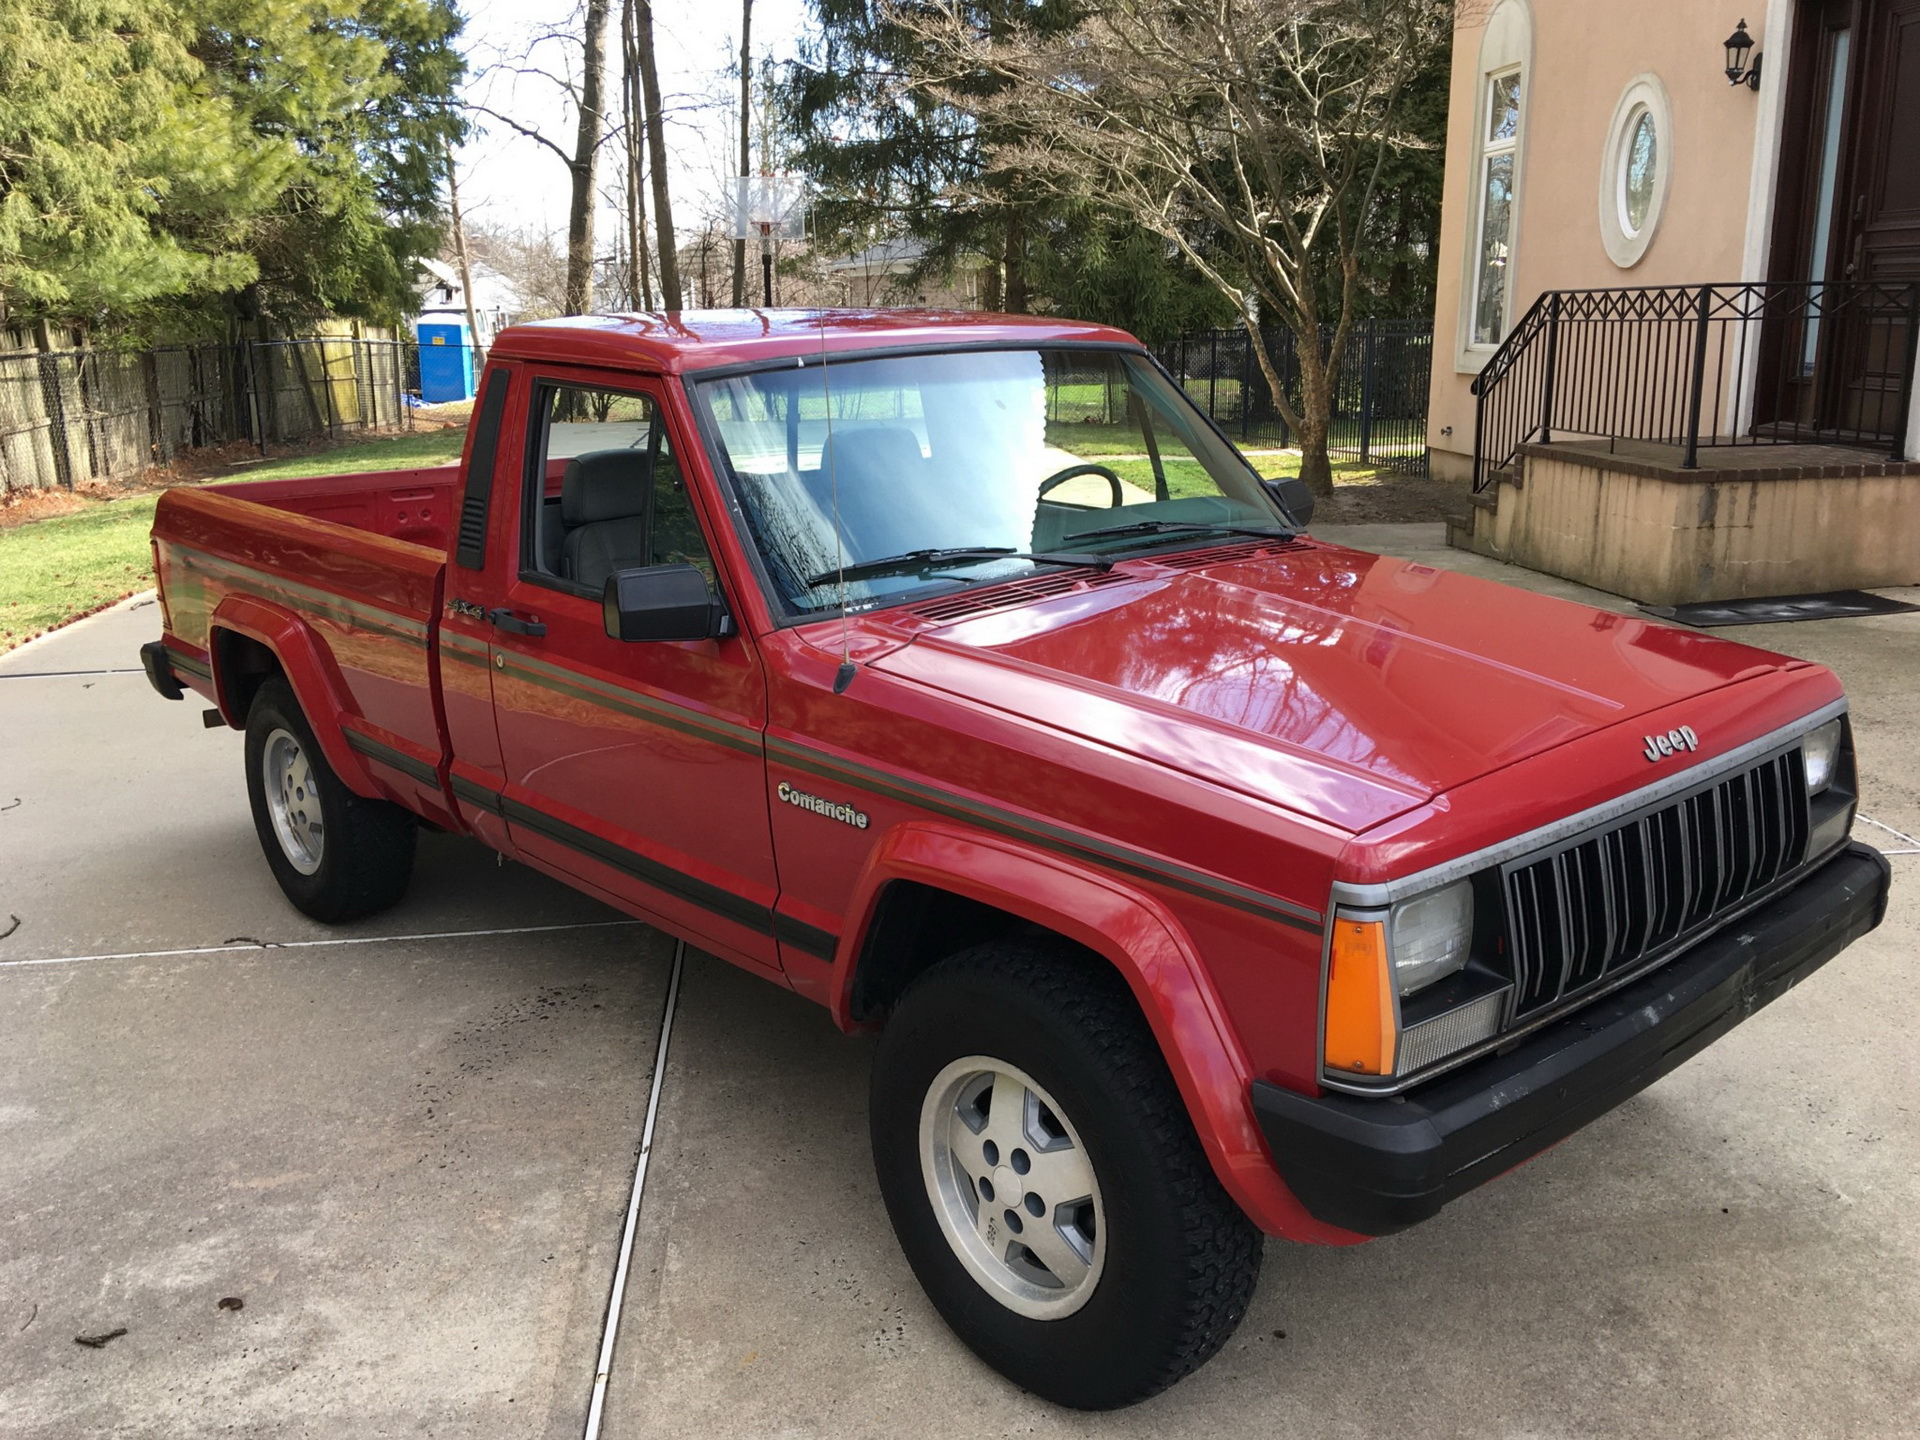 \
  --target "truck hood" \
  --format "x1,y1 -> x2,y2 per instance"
867,541 -> 1795,833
